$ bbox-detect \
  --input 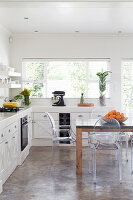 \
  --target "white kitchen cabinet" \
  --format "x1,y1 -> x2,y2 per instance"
71,113 -> 91,139
33,112 -> 58,121
0,142 -> 5,175
33,121 -> 52,138
33,112 -> 59,139
28,121 -> 32,147
4,138 -> 12,170
10,132 -> 19,161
